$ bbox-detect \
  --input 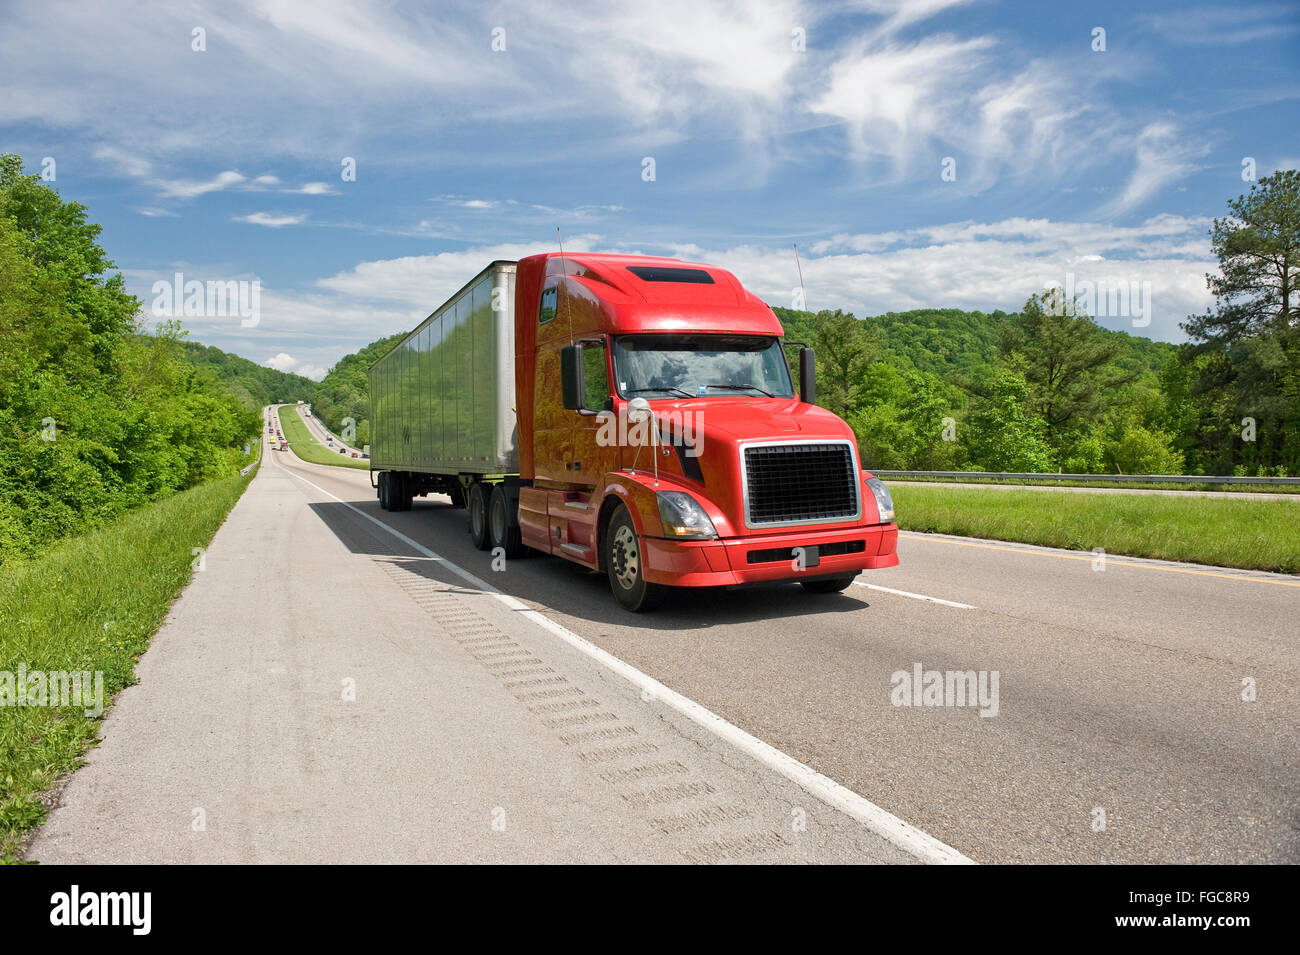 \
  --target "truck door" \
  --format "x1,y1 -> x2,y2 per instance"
570,339 -> 613,490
